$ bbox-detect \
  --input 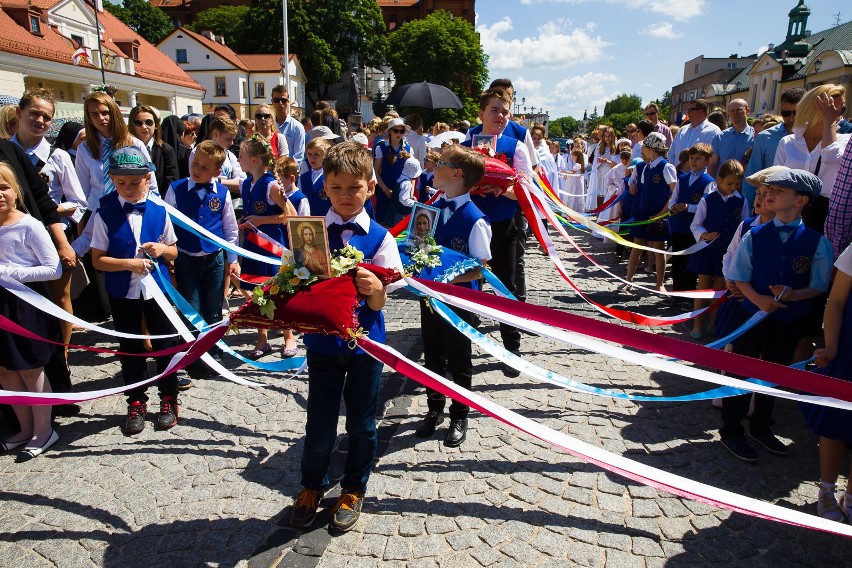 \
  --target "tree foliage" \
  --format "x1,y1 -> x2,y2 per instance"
104,0 -> 173,45
548,116 -> 581,138
386,11 -> 488,124
189,6 -> 250,46
236,0 -> 388,103
603,94 -> 643,116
